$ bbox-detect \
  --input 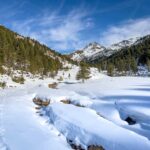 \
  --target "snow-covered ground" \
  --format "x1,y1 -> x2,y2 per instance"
0,69 -> 150,149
